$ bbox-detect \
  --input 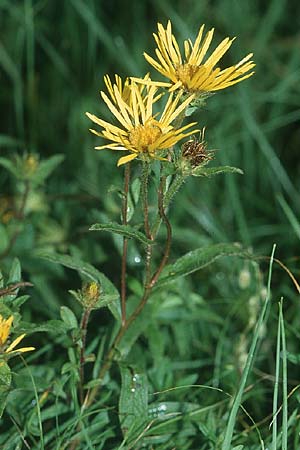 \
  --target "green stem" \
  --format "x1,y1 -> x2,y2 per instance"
151,173 -> 185,238
83,171 -> 173,410
140,160 -> 153,285
140,160 -> 151,239
149,175 -> 172,288
79,308 -> 91,405
120,164 -> 130,326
